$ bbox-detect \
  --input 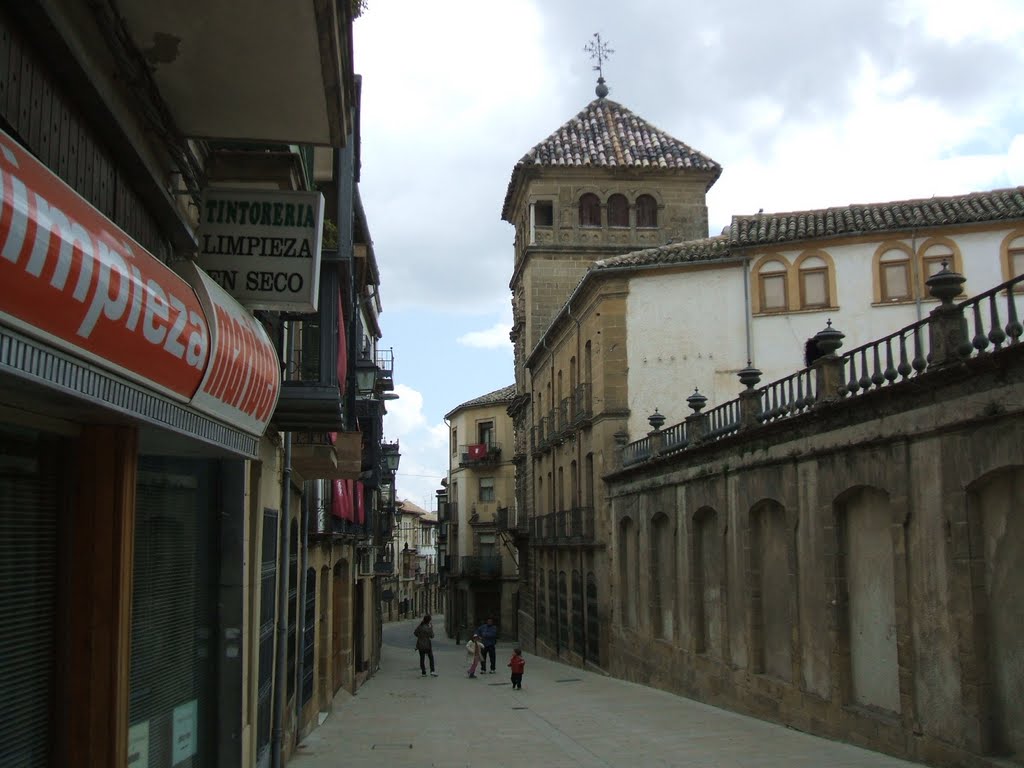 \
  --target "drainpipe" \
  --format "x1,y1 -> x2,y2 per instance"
742,257 -> 753,364
910,227 -> 923,322
294,486 -> 310,740
271,321 -> 294,768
